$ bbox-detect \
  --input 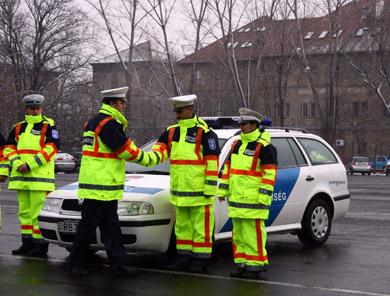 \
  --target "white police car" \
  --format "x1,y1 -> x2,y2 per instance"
38,117 -> 350,253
